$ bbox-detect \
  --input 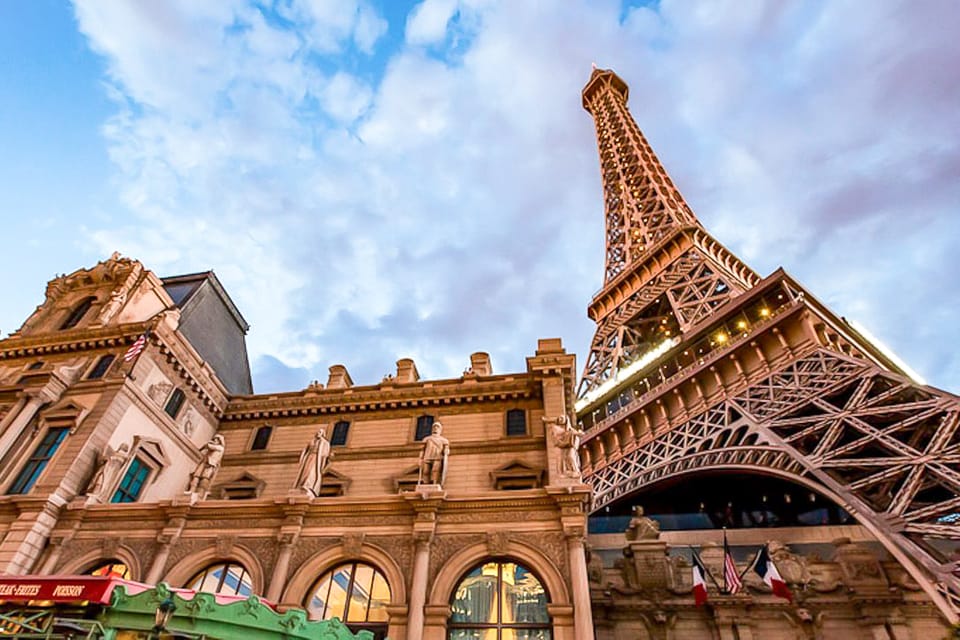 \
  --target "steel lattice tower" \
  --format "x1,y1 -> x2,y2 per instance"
576,67 -> 960,622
